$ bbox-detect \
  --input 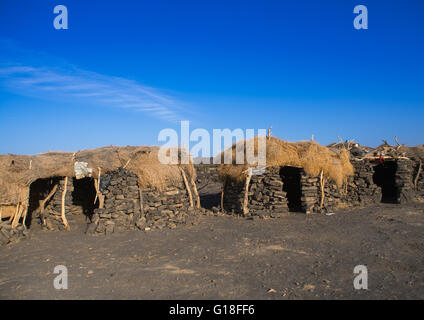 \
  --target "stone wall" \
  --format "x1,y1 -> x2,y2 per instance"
222,159 -> 417,216
395,159 -> 416,203
414,162 -> 424,192
87,168 -> 199,235
247,167 -> 289,216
